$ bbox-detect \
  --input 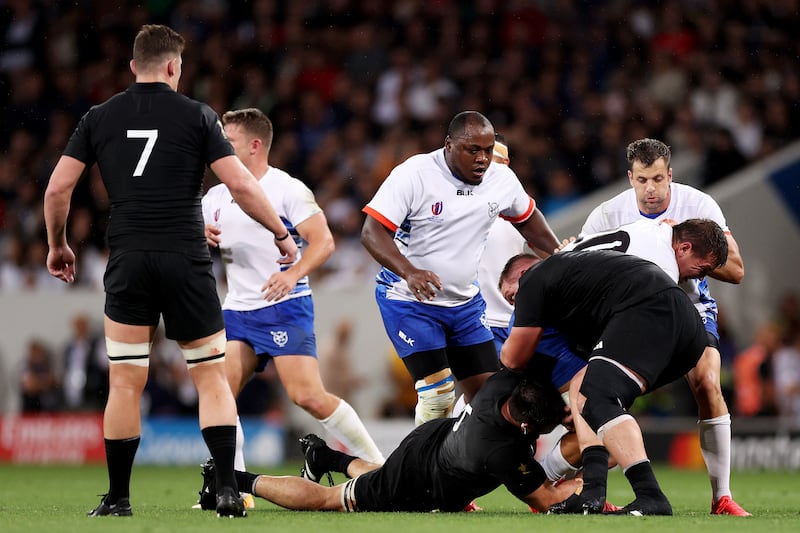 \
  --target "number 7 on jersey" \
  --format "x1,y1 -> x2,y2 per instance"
127,129 -> 158,177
